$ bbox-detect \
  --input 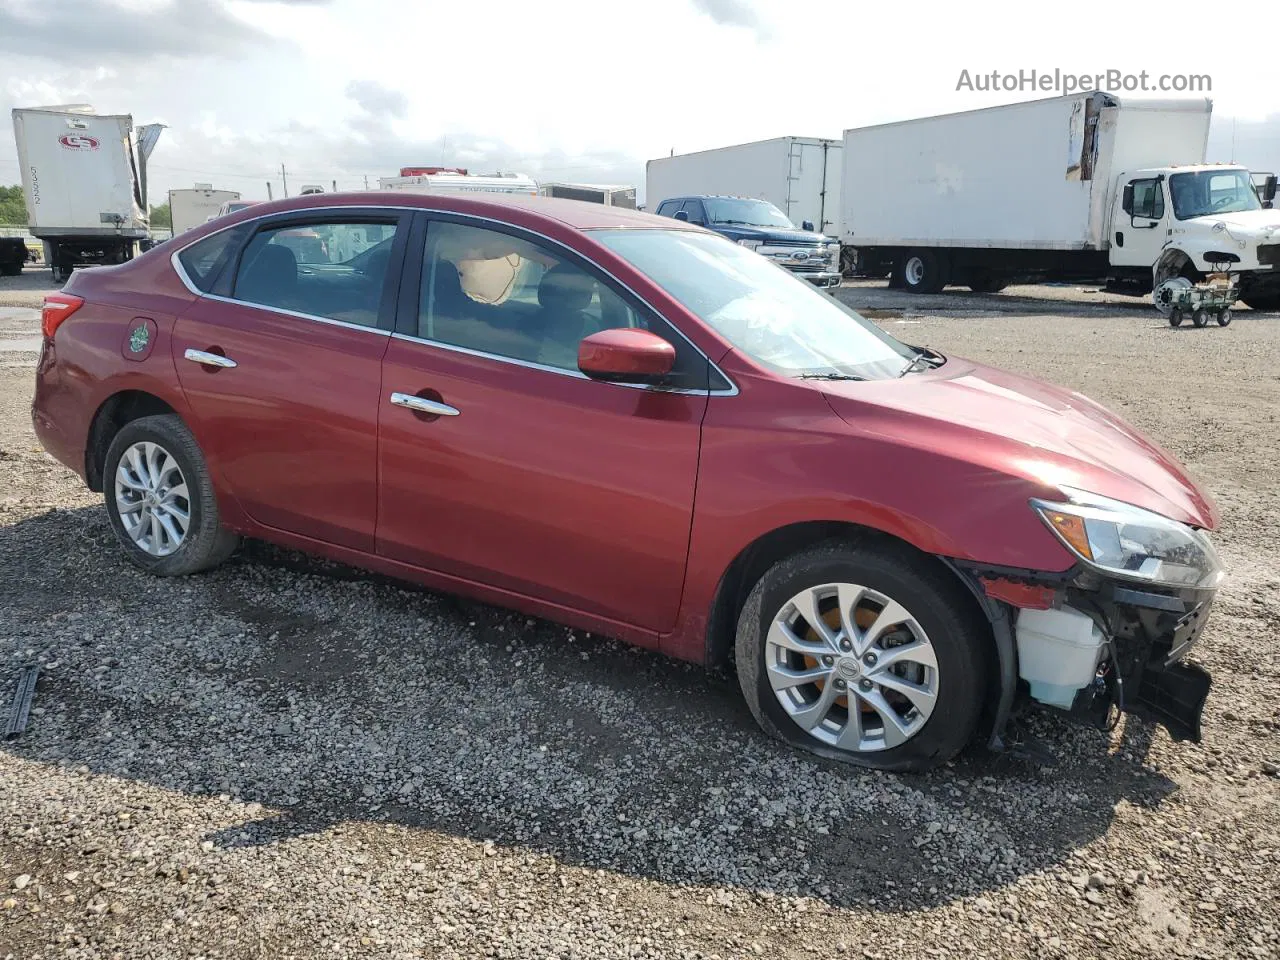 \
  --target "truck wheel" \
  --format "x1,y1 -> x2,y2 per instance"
896,250 -> 947,294
1217,308 -> 1232,327
1241,294 -> 1280,312
734,539 -> 990,772
966,271 -> 1008,294
0,263 -> 22,277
